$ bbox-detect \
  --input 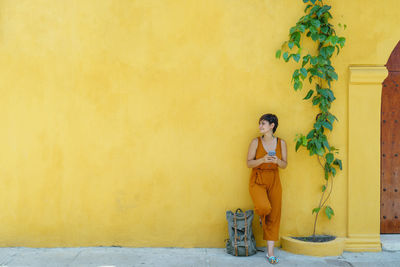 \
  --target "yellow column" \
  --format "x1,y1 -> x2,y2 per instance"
345,66 -> 388,252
